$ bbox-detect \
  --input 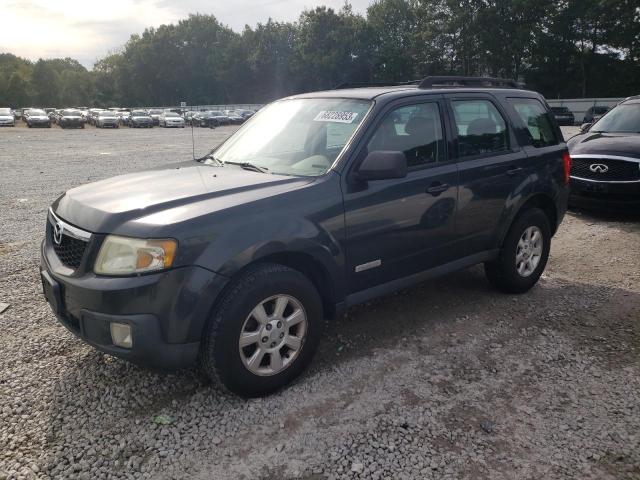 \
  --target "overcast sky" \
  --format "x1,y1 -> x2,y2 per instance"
0,0 -> 372,68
